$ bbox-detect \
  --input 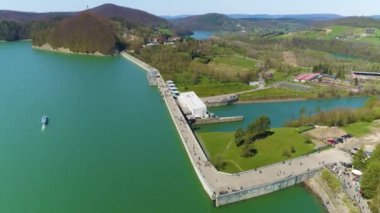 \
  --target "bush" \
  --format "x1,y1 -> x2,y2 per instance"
286,97 -> 380,128
282,150 -> 291,157
361,161 -> 380,199
321,169 -> 342,193
241,144 -> 258,158
213,155 -> 228,171
291,146 -> 296,153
